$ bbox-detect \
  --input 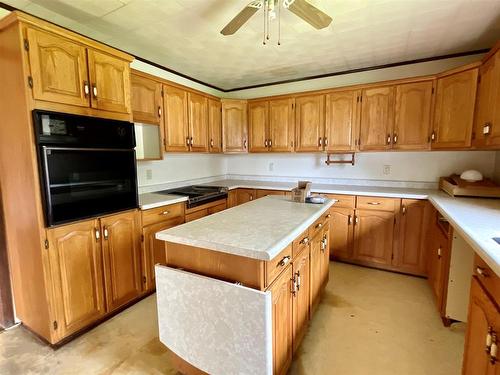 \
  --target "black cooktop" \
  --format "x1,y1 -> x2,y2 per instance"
158,185 -> 228,208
